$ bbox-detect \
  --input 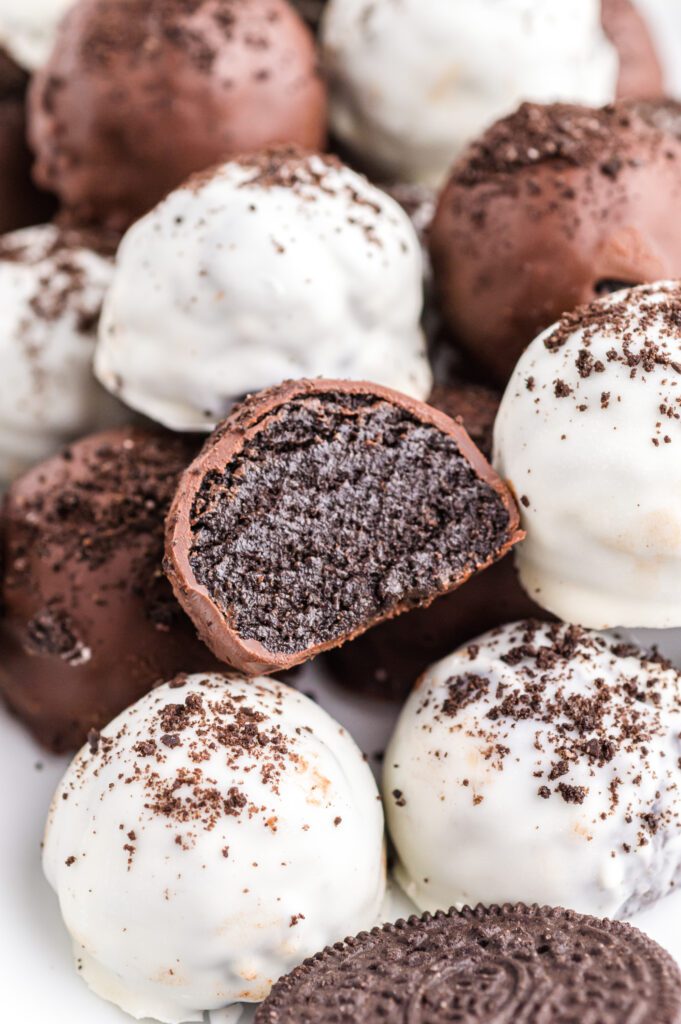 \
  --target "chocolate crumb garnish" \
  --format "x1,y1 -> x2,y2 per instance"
441,674 -> 489,715
419,621 -> 681,829
518,282 -> 681,446
558,782 -> 588,805
72,679 -> 303,845
454,100 -> 681,186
